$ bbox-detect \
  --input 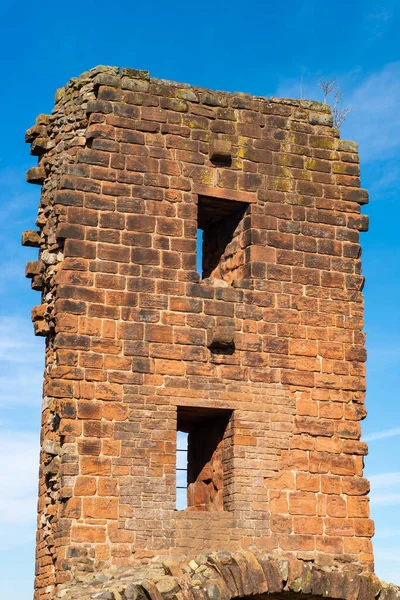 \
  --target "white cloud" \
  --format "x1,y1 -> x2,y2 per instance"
0,166 -> 39,234
0,316 -> 39,361
374,528 -> 400,539
0,315 -> 44,408
343,62 -> 400,163
369,472 -> 400,507
0,429 -> 39,551
367,159 -> 400,199
364,428 -> 400,442
371,493 -> 400,507
0,431 -> 39,521
369,472 -> 400,489
367,11 -> 391,38
374,548 -> 400,585
374,547 -> 400,563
